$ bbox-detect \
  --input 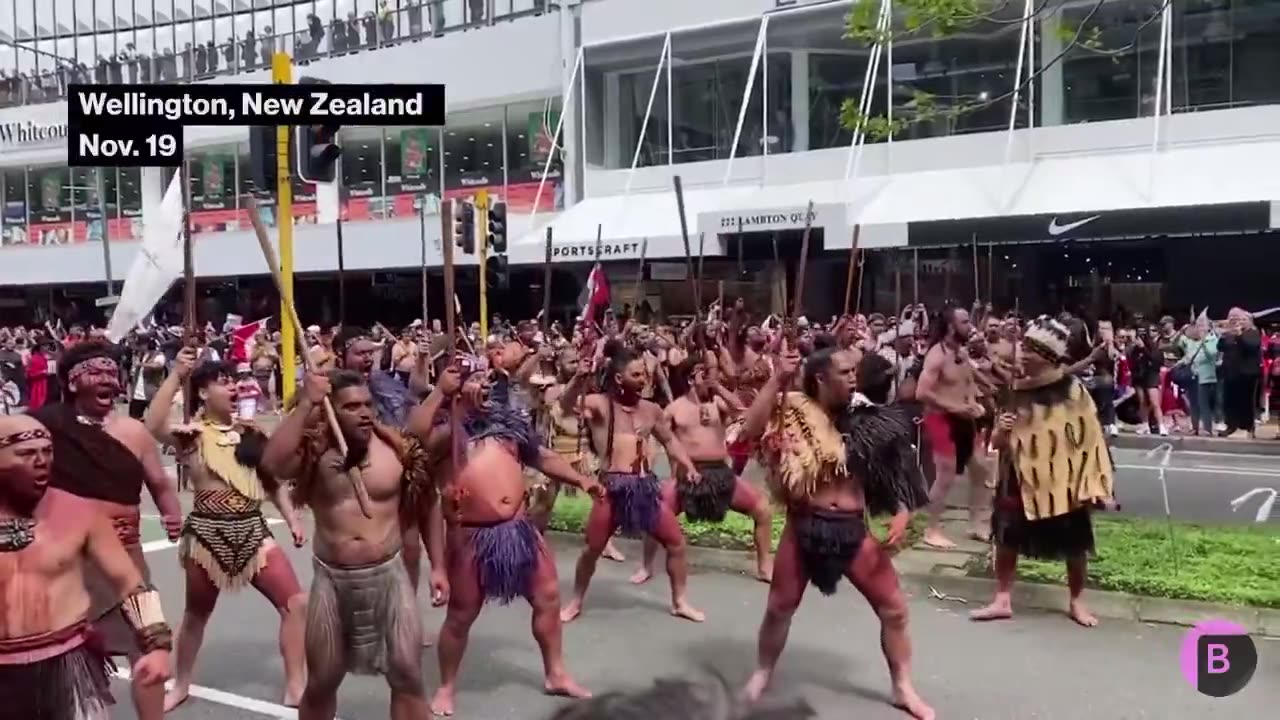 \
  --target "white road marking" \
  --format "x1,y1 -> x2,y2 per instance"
141,518 -> 286,554
1115,464 -> 1280,478
113,667 -> 337,719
